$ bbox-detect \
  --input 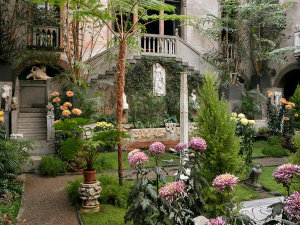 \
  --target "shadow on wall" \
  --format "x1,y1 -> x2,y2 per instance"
278,69 -> 300,99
